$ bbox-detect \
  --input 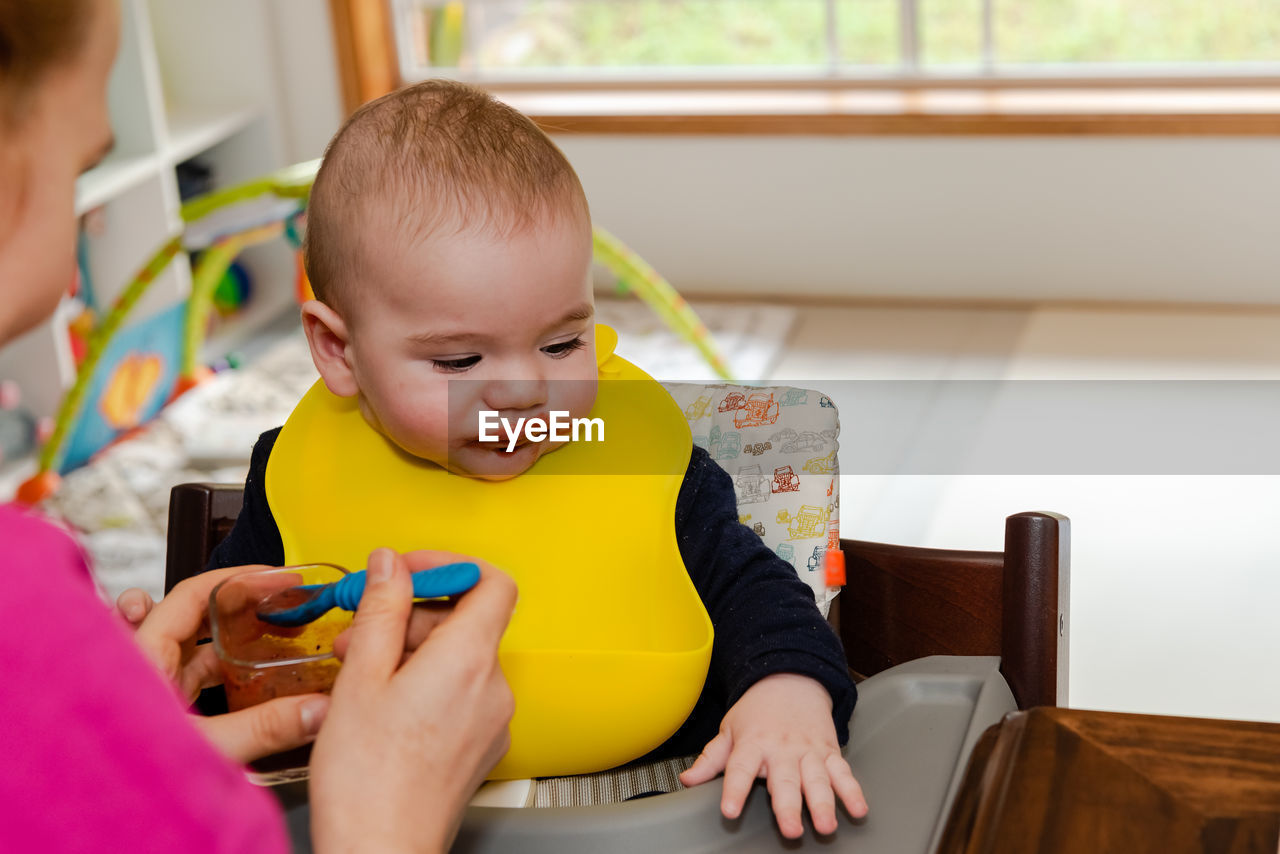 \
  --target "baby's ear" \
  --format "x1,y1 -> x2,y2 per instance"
301,300 -> 359,398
